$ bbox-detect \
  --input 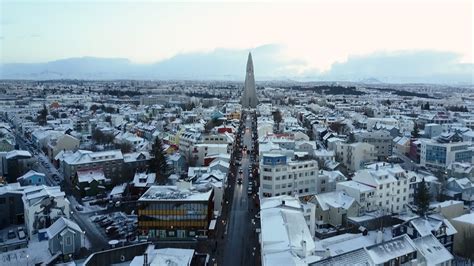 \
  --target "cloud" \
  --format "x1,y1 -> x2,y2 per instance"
321,50 -> 473,84
146,44 -> 308,79
0,46 -> 472,84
